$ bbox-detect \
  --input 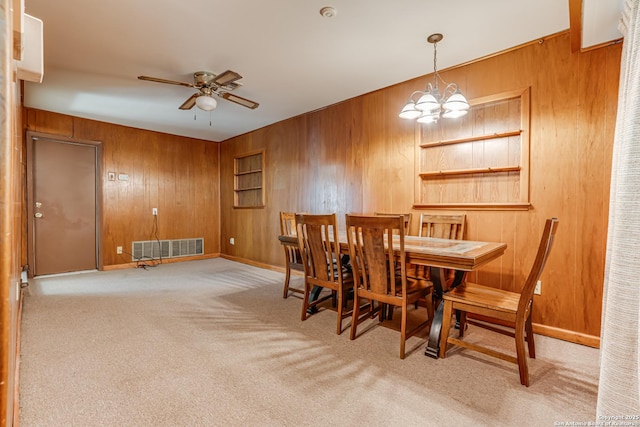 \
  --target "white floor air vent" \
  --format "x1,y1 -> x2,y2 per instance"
132,238 -> 204,261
